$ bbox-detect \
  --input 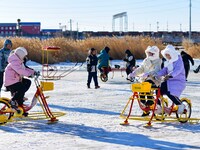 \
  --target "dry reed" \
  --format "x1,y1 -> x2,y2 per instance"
1,36 -> 199,64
